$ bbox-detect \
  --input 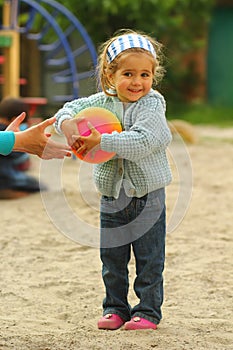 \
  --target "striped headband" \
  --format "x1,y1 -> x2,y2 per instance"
107,34 -> 156,63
